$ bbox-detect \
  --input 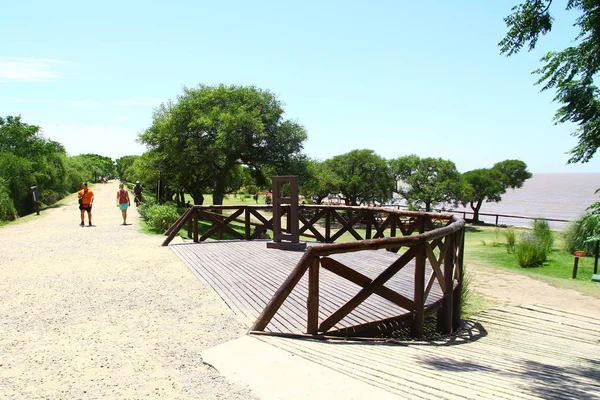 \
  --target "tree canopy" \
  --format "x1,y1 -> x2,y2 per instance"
462,160 -> 532,223
0,115 -> 95,218
139,84 -> 307,205
326,149 -> 394,206
390,155 -> 465,212
500,0 -> 600,163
